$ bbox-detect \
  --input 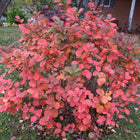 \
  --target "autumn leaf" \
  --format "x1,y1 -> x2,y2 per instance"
107,53 -> 118,62
13,49 -> 22,58
76,48 -> 83,57
57,73 -> 64,80
78,124 -> 87,131
19,24 -> 30,34
61,131 -> 66,137
56,122 -> 62,128
97,115 -> 106,124
96,89 -> 104,95
100,95 -> 108,104
104,102 -> 110,110
39,117 -> 46,125
78,104 -> 85,113
38,39 -> 48,47
96,105 -> 104,113
97,78 -> 106,86
34,109 -> 42,117
54,128 -> 61,134
54,102 -> 60,109
29,80 -> 36,87
125,72 -> 131,80
83,118 -> 91,125
33,100 -> 39,106
31,116 -> 38,122
124,107 -> 130,115
82,70 -> 92,79
87,57 -> 93,64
